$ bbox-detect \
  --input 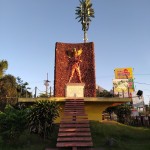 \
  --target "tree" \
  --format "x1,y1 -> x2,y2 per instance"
16,77 -> 32,98
0,74 -> 17,108
0,74 -> 17,98
75,0 -> 95,42
0,60 -> 8,78
0,105 -> 27,144
115,104 -> 131,124
97,90 -> 113,97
